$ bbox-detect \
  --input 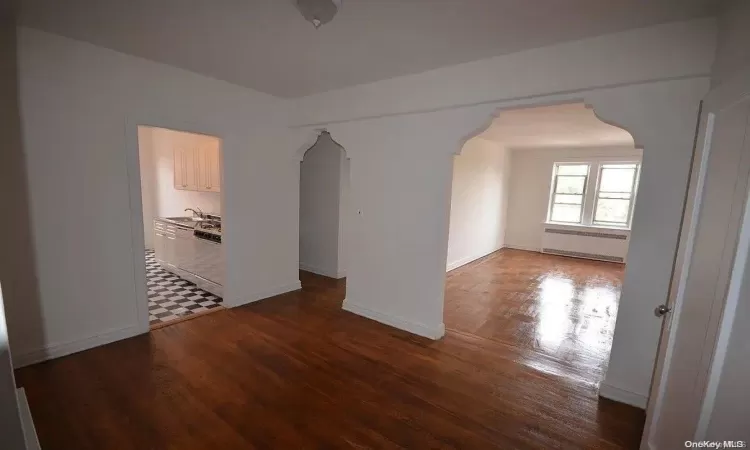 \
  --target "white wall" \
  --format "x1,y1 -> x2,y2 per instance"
505,146 -> 642,252
14,27 -> 298,366
11,19 -> 714,410
298,20 -> 711,396
299,133 -> 345,278
0,14 -> 31,449
138,126 -> 222,249
293,19 -> 715,126
701,0 -> 750,438
447,137 -> 509,271
710,0 -> 750,88
705,191 -> 750,441
337,154 -> 350,278
138,126 -> 156,249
